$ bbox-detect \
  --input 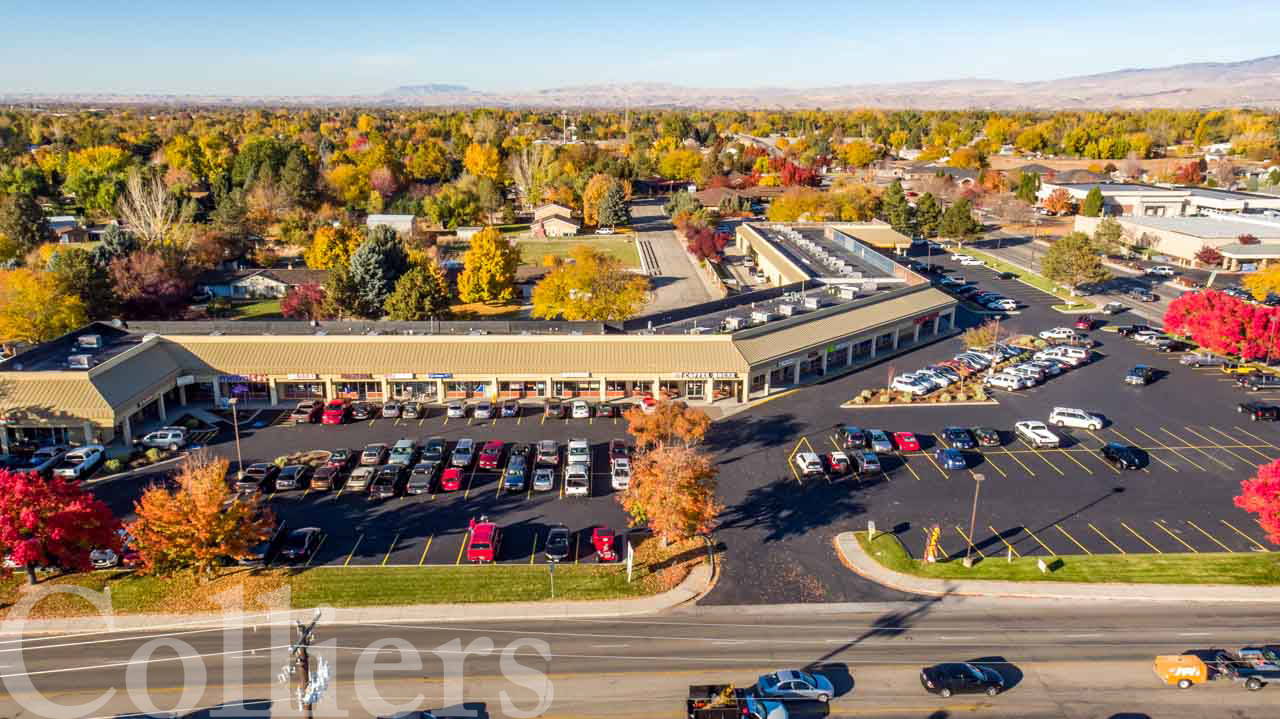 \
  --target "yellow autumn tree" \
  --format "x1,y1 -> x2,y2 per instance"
463,143 -> 502,181
304,225 -> 364,269
457,227 -> 520,304
581,173 -> 617,227
531,245 -> 649,321
658,149 -> 702,181
0,268 -> 88,343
